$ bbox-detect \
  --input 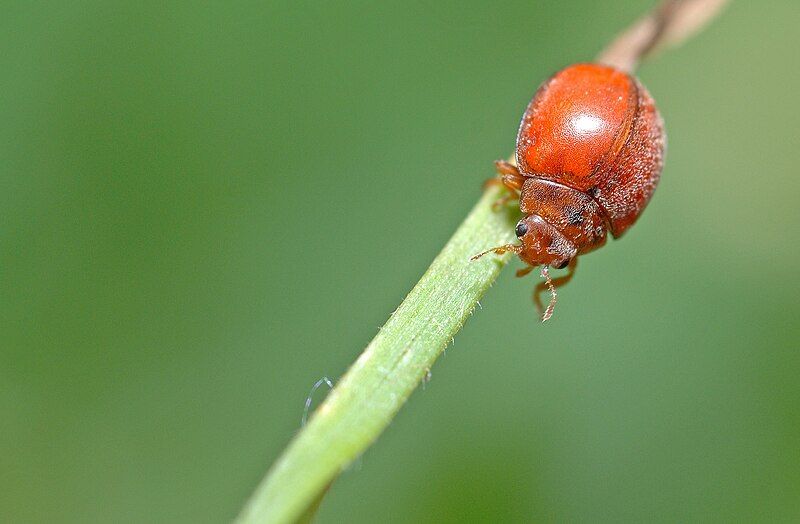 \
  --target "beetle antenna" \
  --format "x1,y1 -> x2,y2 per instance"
470,244 -> 521,261
539,266 -> 557,322
470,248 -> 498,261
